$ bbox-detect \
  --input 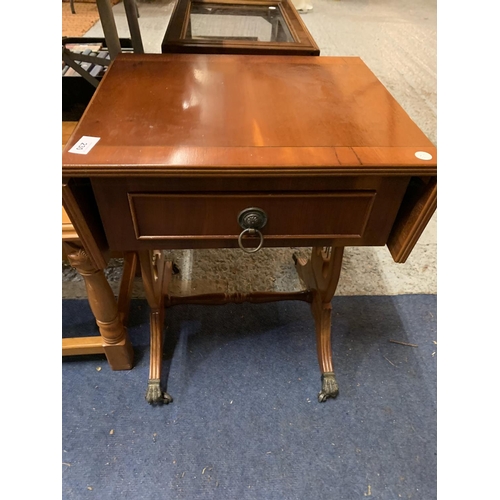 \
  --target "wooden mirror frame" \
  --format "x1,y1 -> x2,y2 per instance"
161,0 -> 320,55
